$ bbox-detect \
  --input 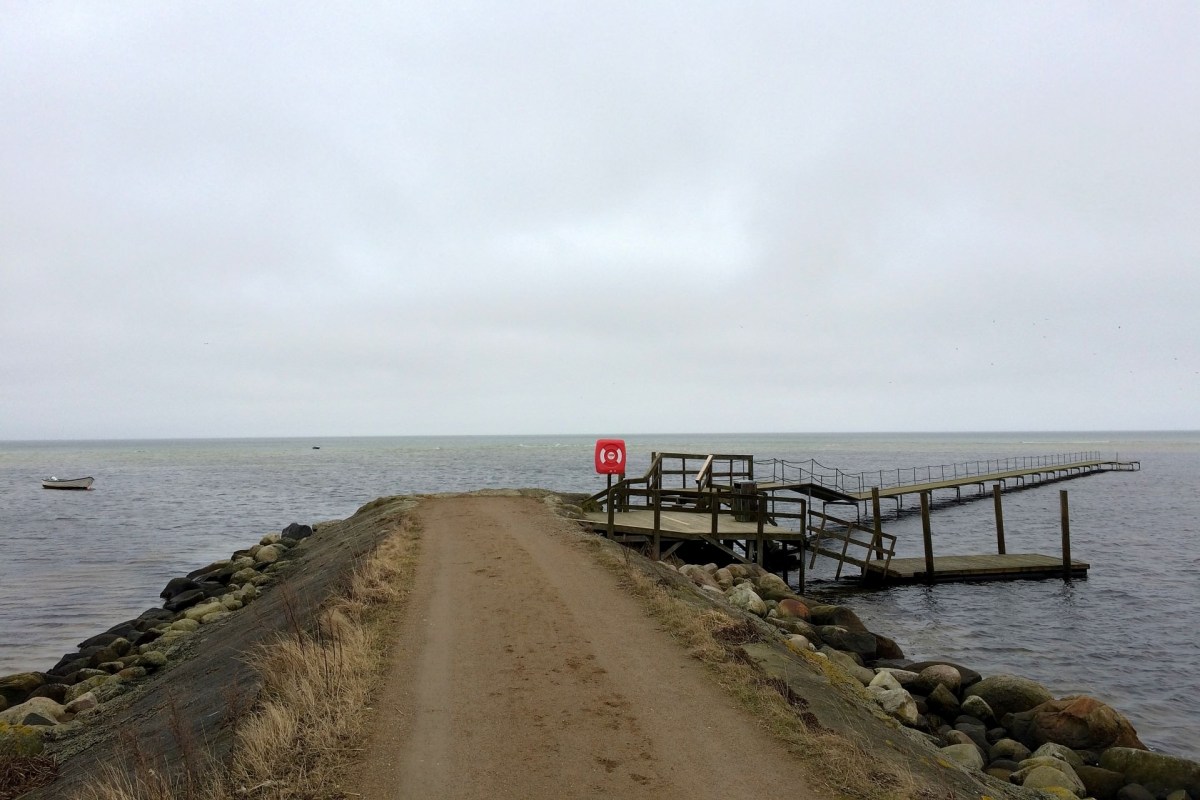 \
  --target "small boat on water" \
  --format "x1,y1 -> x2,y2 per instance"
42,476 -> 94,490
